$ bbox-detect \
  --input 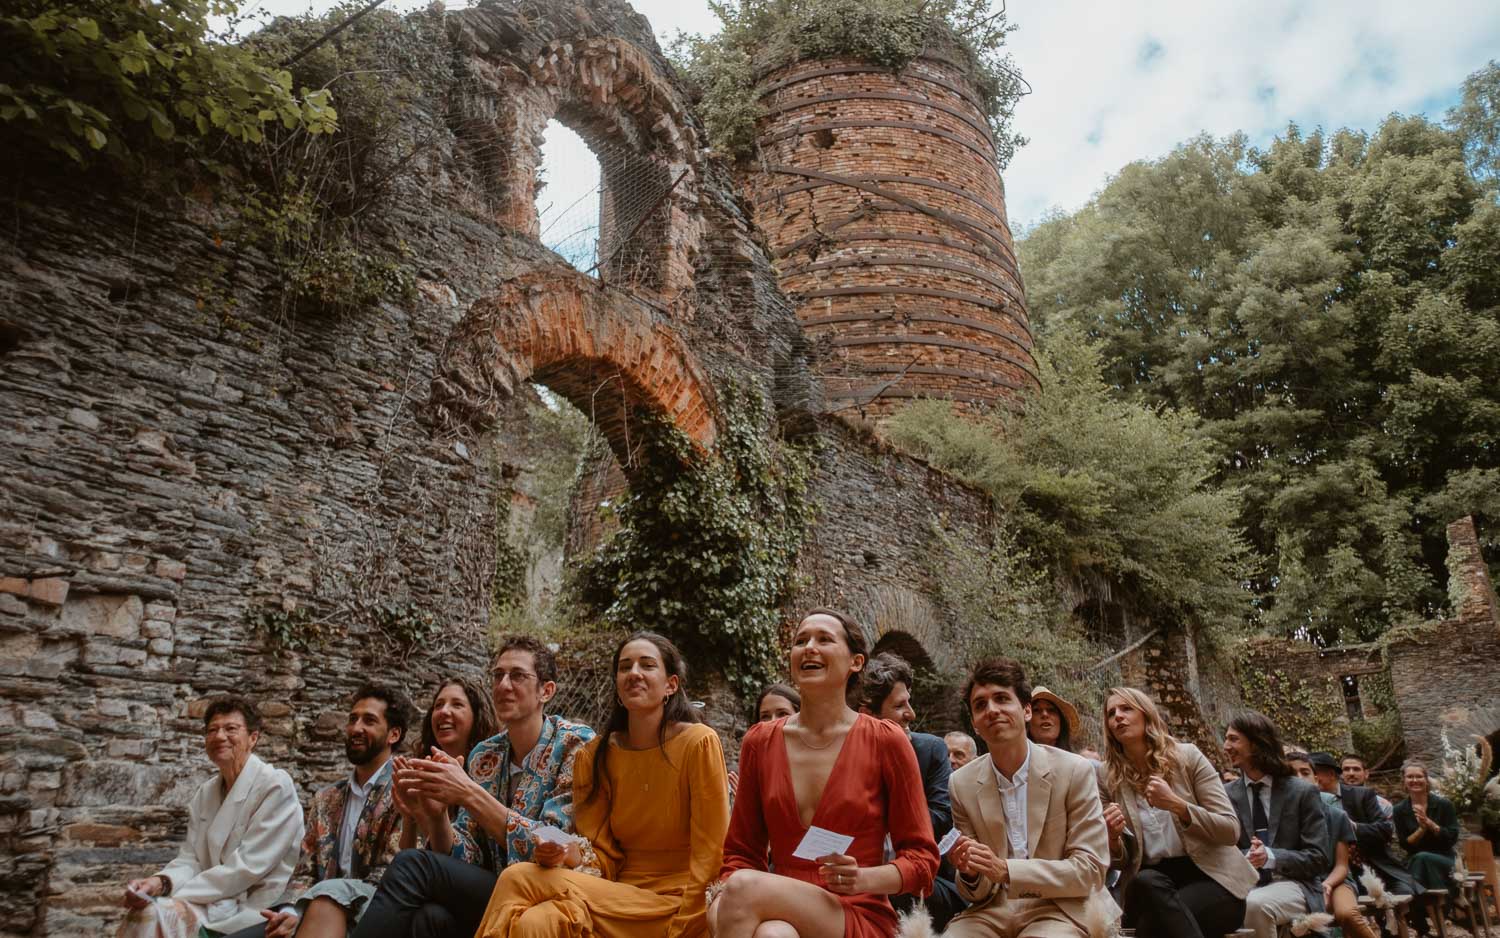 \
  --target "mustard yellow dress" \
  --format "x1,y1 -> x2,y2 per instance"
474,722 -> 730,938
